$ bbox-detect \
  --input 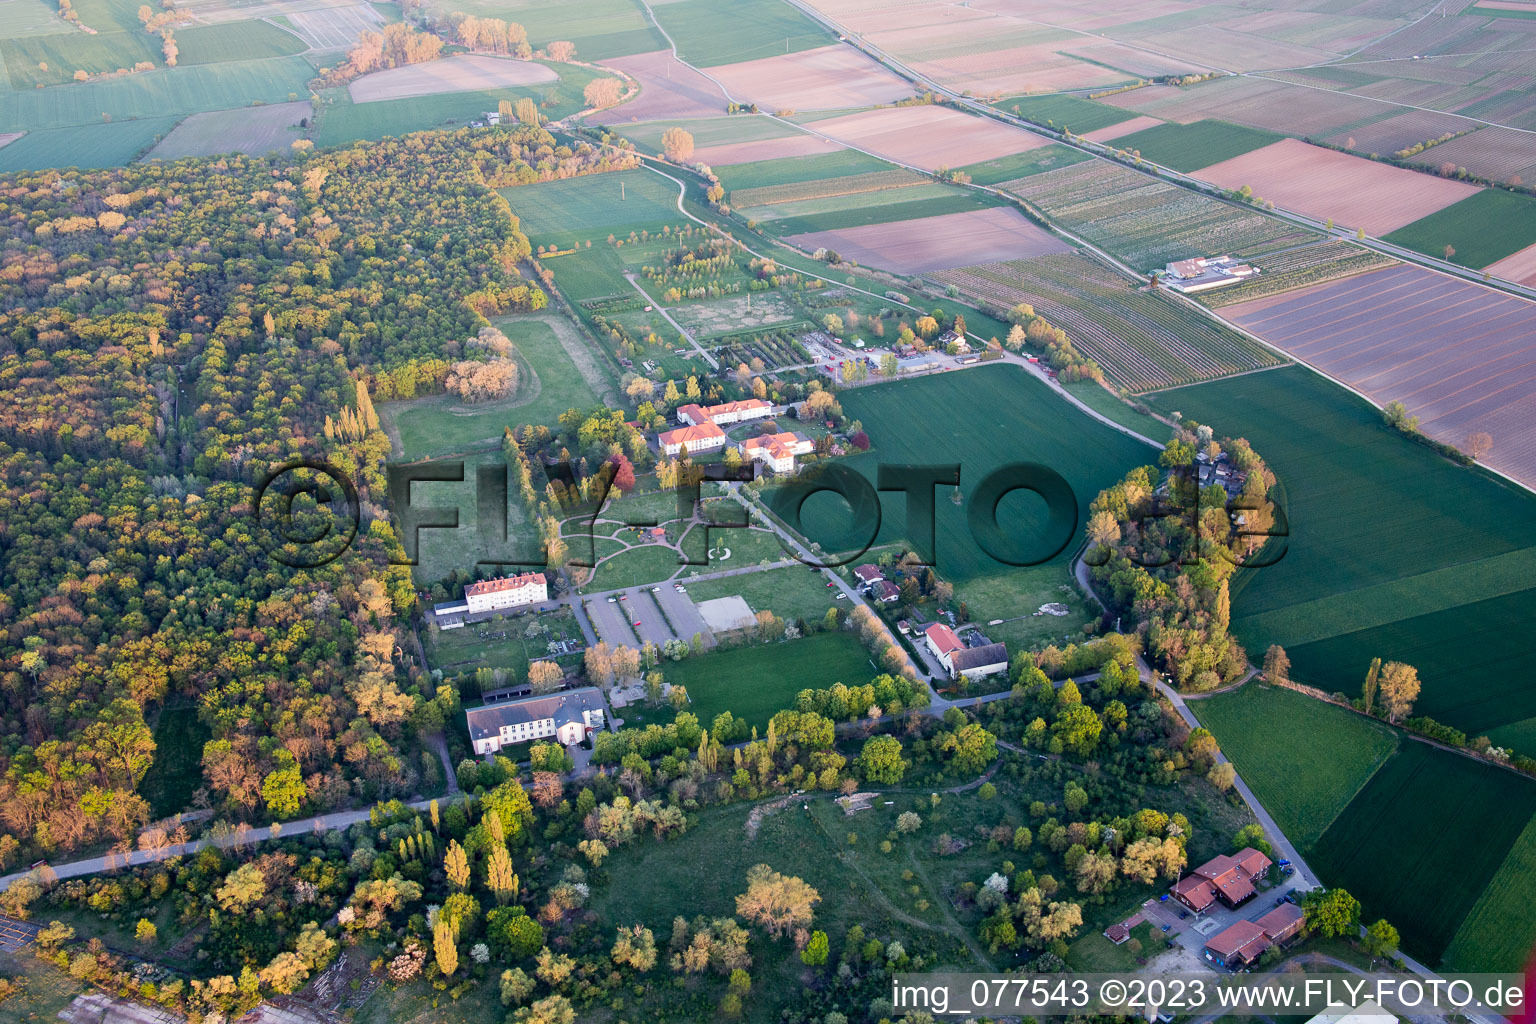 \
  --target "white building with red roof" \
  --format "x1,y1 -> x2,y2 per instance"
676,399 -> 773,427
923,623 -> 964,672
739,430 -> 813,474
658,421 -> 727,456
464,572 -> 548,614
